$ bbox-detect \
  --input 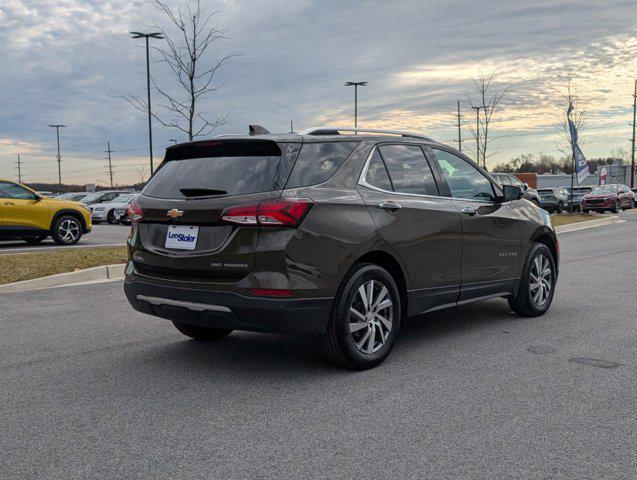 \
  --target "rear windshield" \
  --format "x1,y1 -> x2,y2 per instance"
143,140 -> 300,199
143,139 -> 358,199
